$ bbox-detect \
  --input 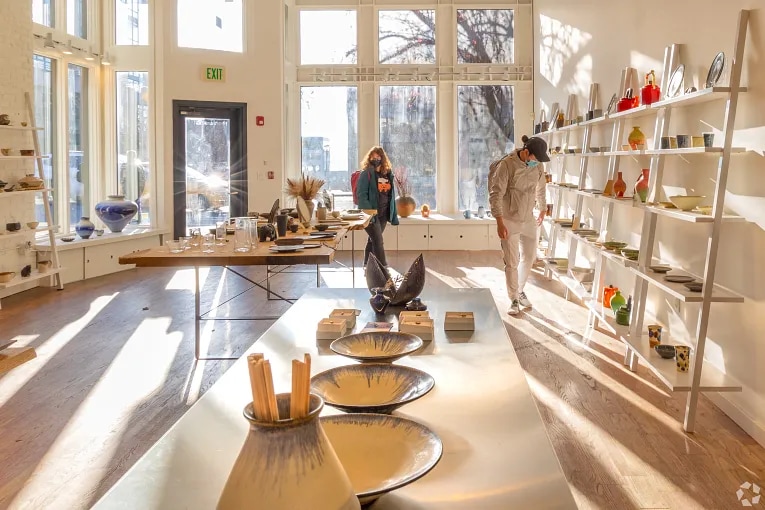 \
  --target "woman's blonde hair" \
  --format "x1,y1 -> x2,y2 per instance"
360,146 -> 392,172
